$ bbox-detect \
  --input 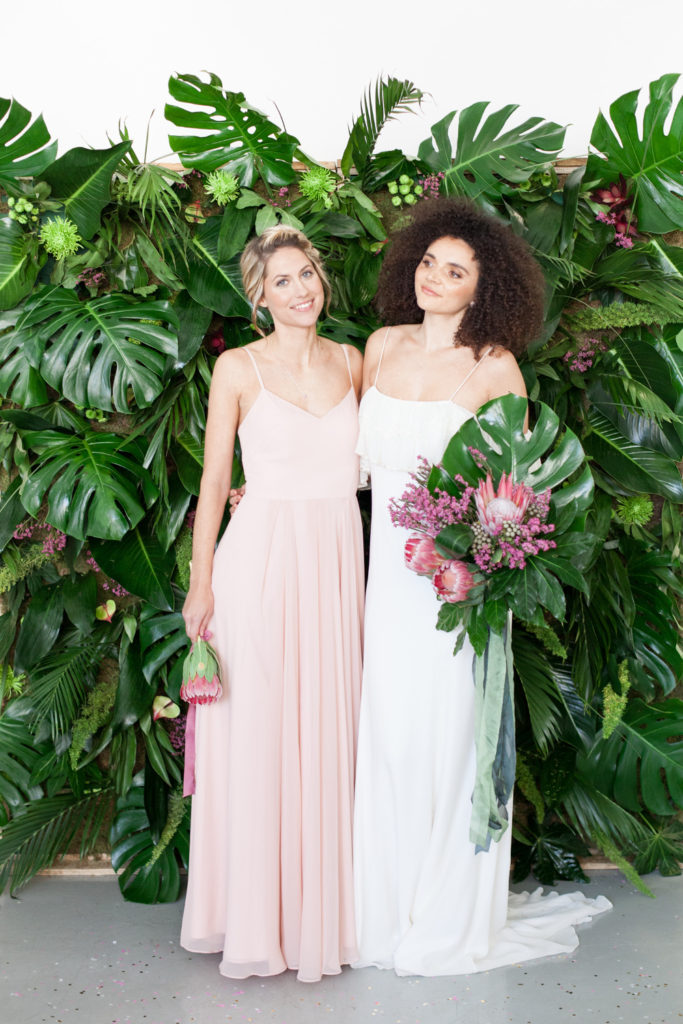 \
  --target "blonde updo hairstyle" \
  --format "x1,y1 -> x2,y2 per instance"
240,225 -> 332,335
